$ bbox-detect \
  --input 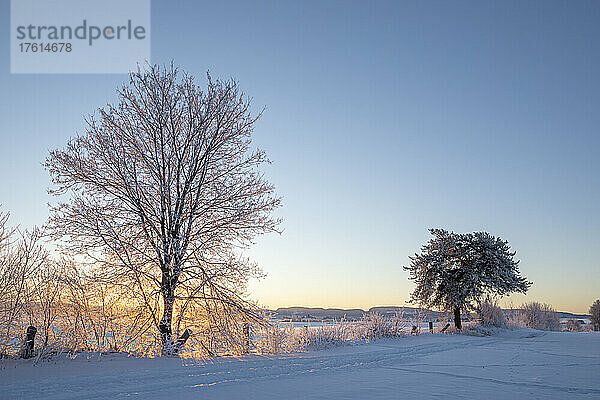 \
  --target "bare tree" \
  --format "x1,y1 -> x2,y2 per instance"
45,63 -> 281,354
0,207 -> 49,355
27,259 -> 63,350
